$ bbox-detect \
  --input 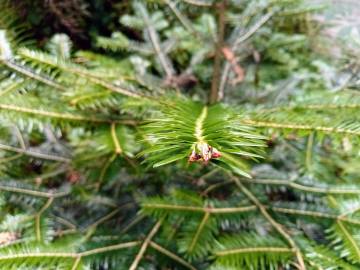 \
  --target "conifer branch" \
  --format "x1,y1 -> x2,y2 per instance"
258,103 -> 360,113
1,60 -> 66,91
111,123 -> 123,154
0,153 -> 22,163
188,211 -> 210,252
12,125 -> 26,150
0,103 -> 138,128
215,247 -> 295,256
339,205 -> 360,218
232,11 -> 275,48
233,177 -> 306,270
70,256 -> 81,270
142,203 -> 256,213
142,199 -> 360,226
52,215 -> 77,230
271,207 -> 338,220
121,214 -> 146,234
219,11 -> 274,97
271,206 -> 360,225
84,208 -> 121,233
80,241 -> 140,256
0,241 -> 140,261
96,153 -> 117,190
201,179 -> 232,195
305,132 -> 314,172
129,219 -> 163,270
0,252 -> 78,260
69,91 -> 110,105
181,0 -> 212,6
0,143 -> 70,162
0,184 -> 70,198
79,75 -> 144,99
138,3 -> 175,78
0,80 -> 24,97
336,220 -> 360,261
1,1 -> 358,269
241,178 -> 360,195
243,119 -> 360,136
164,0 -> 197,37
149,241 -> 197,270
35,197 -> 54,242
28,166 -> 68,182
0,104 -> 120,124
18,48 -> 144,99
